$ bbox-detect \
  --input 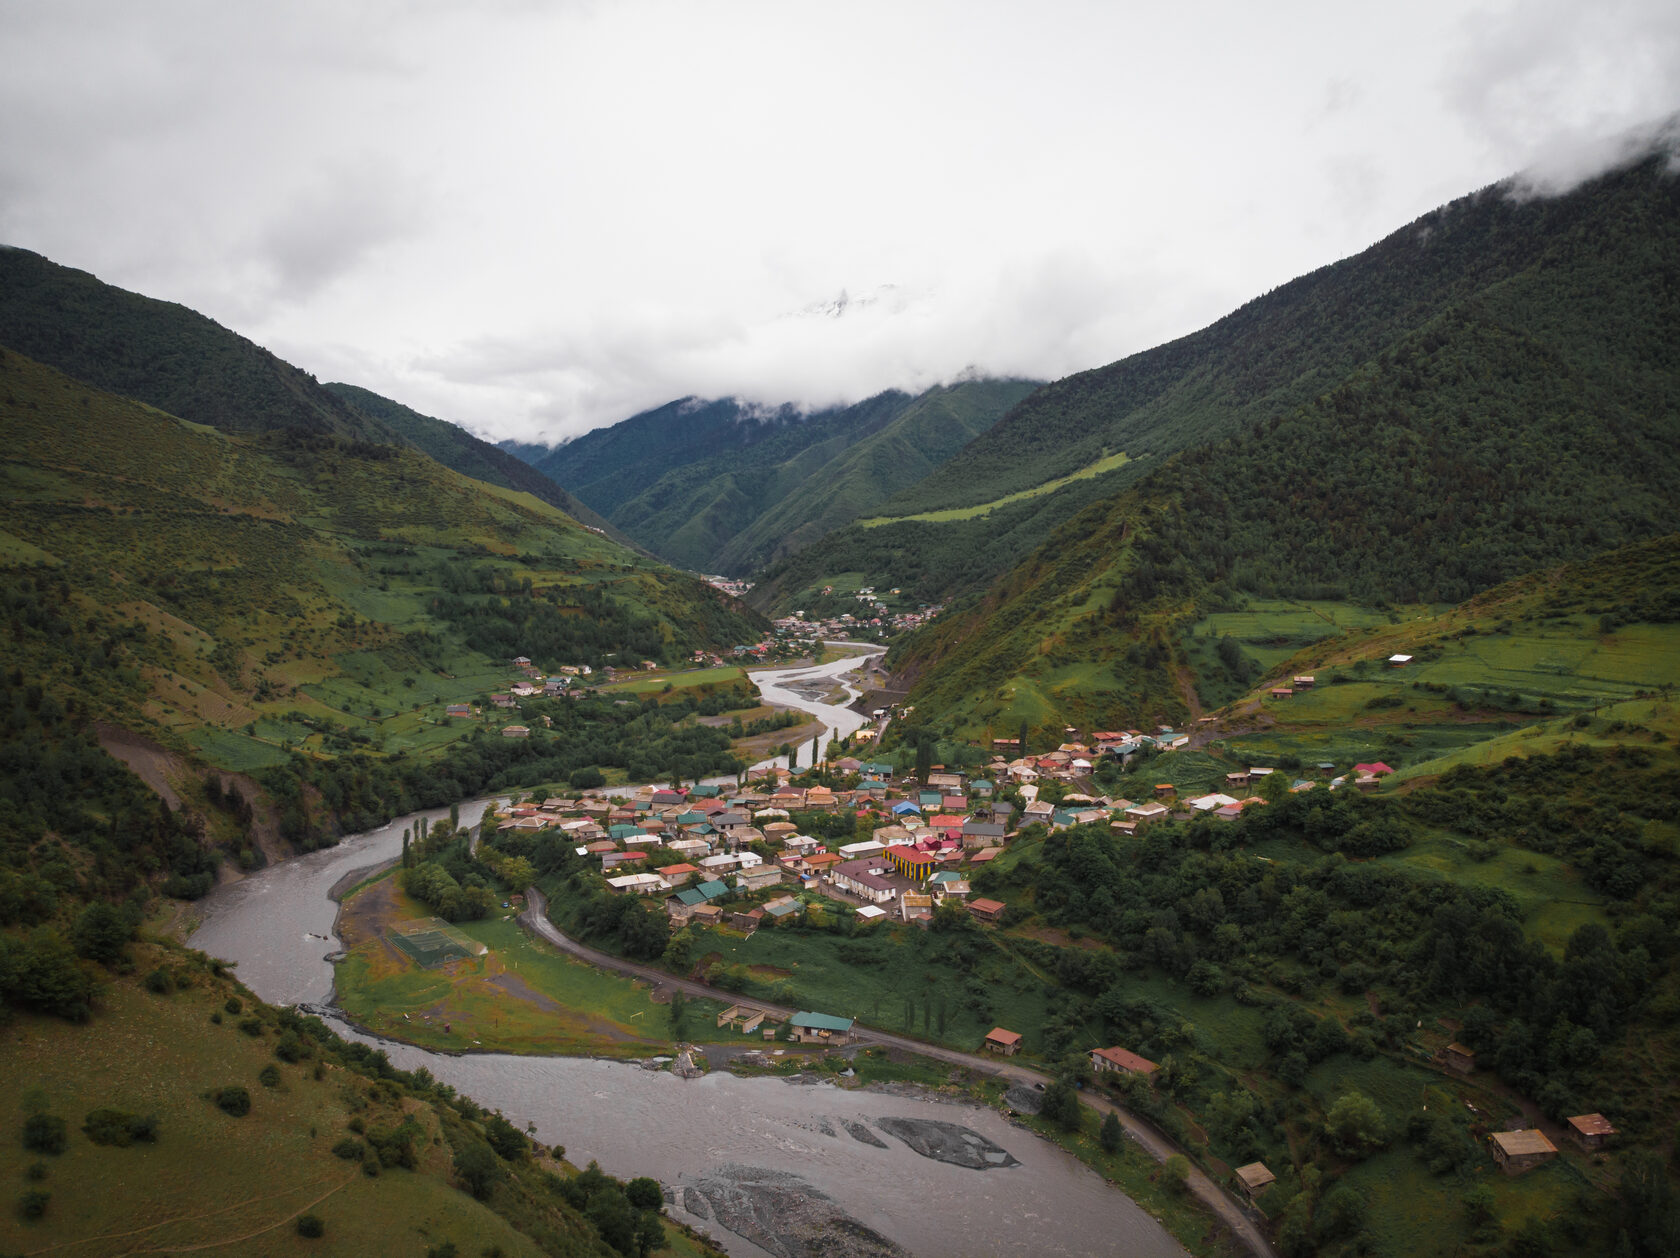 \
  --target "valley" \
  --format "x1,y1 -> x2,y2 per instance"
3,139 -> 1679,1258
